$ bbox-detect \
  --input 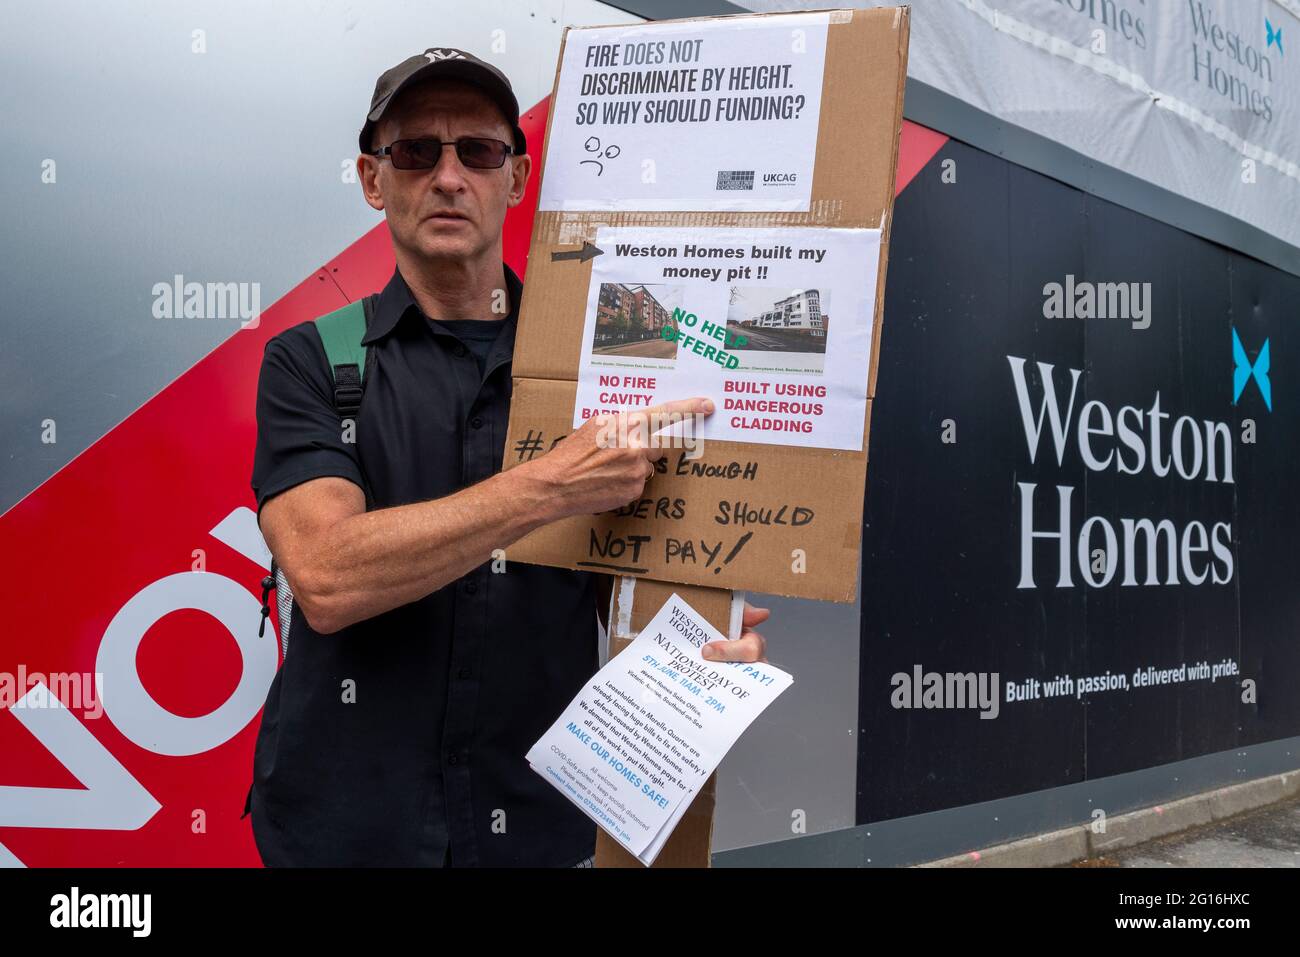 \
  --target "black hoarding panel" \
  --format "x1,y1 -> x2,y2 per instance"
858,137 -> 1300,824
1232,252 -> 1300,747
1078,204 -> 1238,779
